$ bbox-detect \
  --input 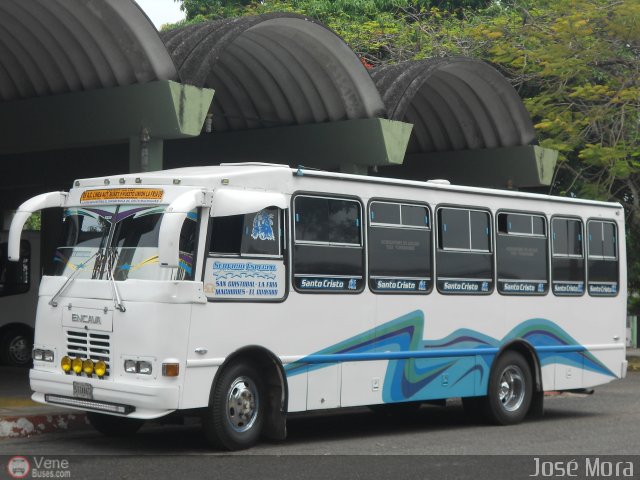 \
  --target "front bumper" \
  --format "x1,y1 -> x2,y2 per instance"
30,368 -> 180,420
